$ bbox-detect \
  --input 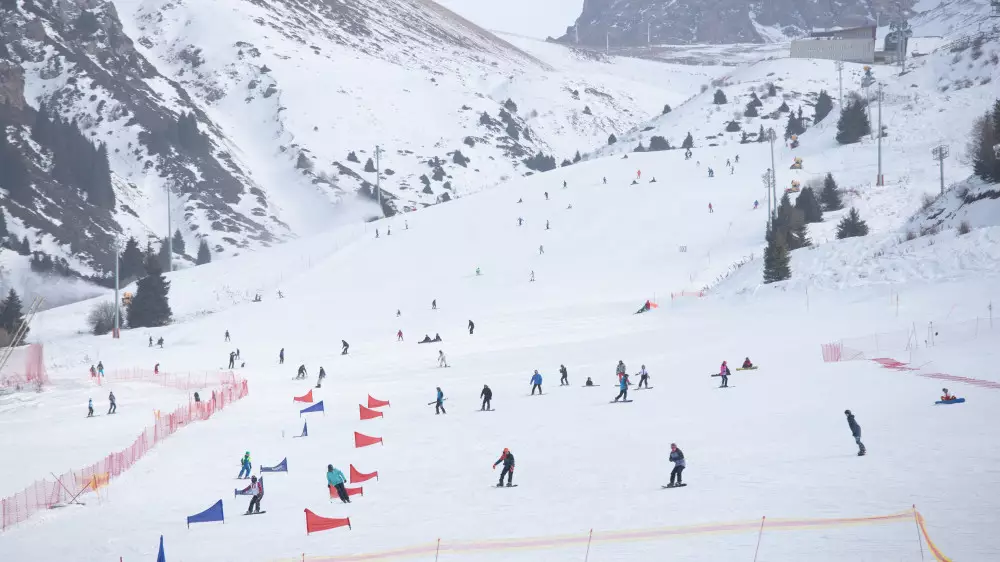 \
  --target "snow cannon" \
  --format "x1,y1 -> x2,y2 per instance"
789,157 -> 803,170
